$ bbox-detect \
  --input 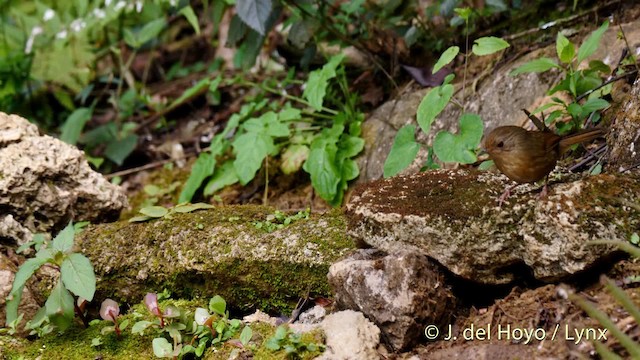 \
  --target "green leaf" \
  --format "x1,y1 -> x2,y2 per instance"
433,113 -> 483,164
416,84 -> 454,134
510,58 -> 559,75
303,54 -> 345,111
137,18 -> 167,47
233,132 -> 271,185
104,134 -> 138,166
168,78 -> 210,109
132,320 -> 153,335
239,326 -> 253,346
139,206 -> 169,218
204,161 -> 239,196
152,337 -> 174,358
588,60 -> 611,74
179,6 -> 200,35
303,137 -> 340,202
432,46 -> 459,74
60,253 -> 96,301
52,222 -> 75,253
173,203 -> 215,213
383,125 -> 420,178
471,36 -> 509,56
179,152 -> 216,203
209,295 -> 226,315
45,282 -> 75,331
532,103 -> 558,114
556,33 -> 575,64
128,216 -> 153,223
567,103 -> 582,119
577,21 -> 609,64
581,98 -> 609,113
478,160 -> 494,171
60,108 -> 92,145
5,257 -> 48,324
236,0 -> 272,35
